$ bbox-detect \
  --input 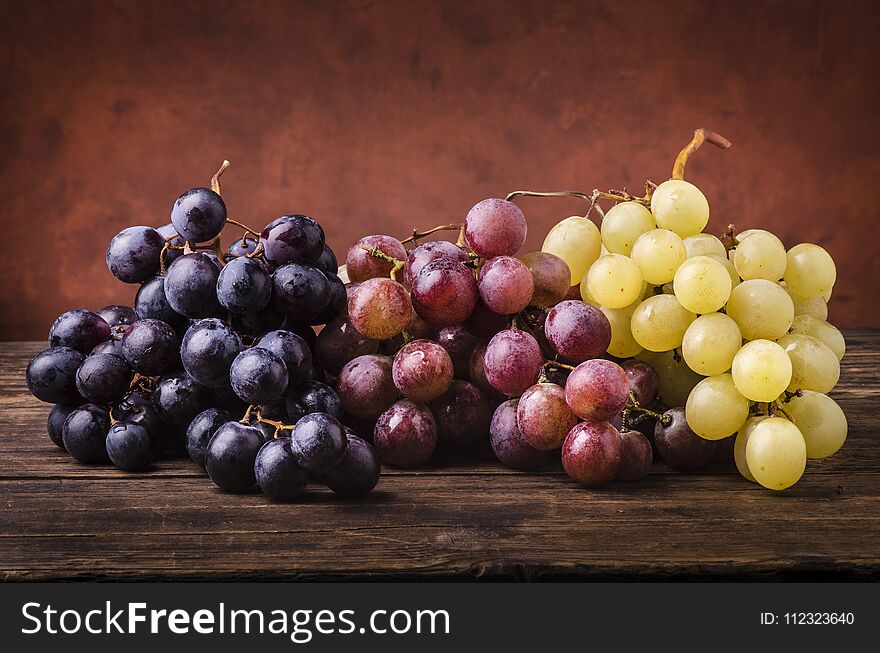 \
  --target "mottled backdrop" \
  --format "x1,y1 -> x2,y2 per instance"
1,0 -> 878,339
